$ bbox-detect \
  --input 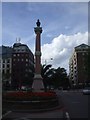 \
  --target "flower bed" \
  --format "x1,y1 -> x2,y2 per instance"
3,91 -> 57,101
3,91 -> 59,110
